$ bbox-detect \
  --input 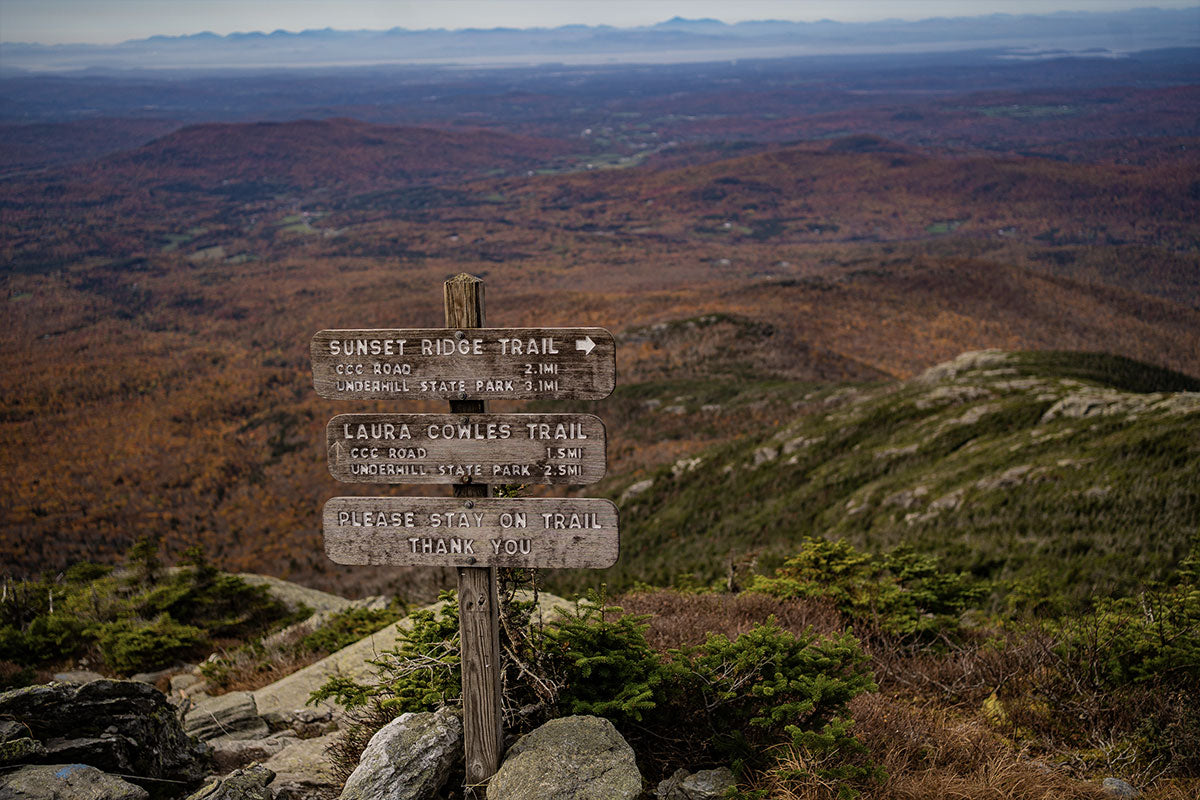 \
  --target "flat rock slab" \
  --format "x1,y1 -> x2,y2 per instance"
254,591 -> 574,720
0,763 -> 148,800
209,731 -> 298,775
263,732 -> 341,800
50,671 -> 105,684
184,691 -> 268,742
486,715 -> 642,800
340,708 -> 462,800
236,574 -> 356,615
